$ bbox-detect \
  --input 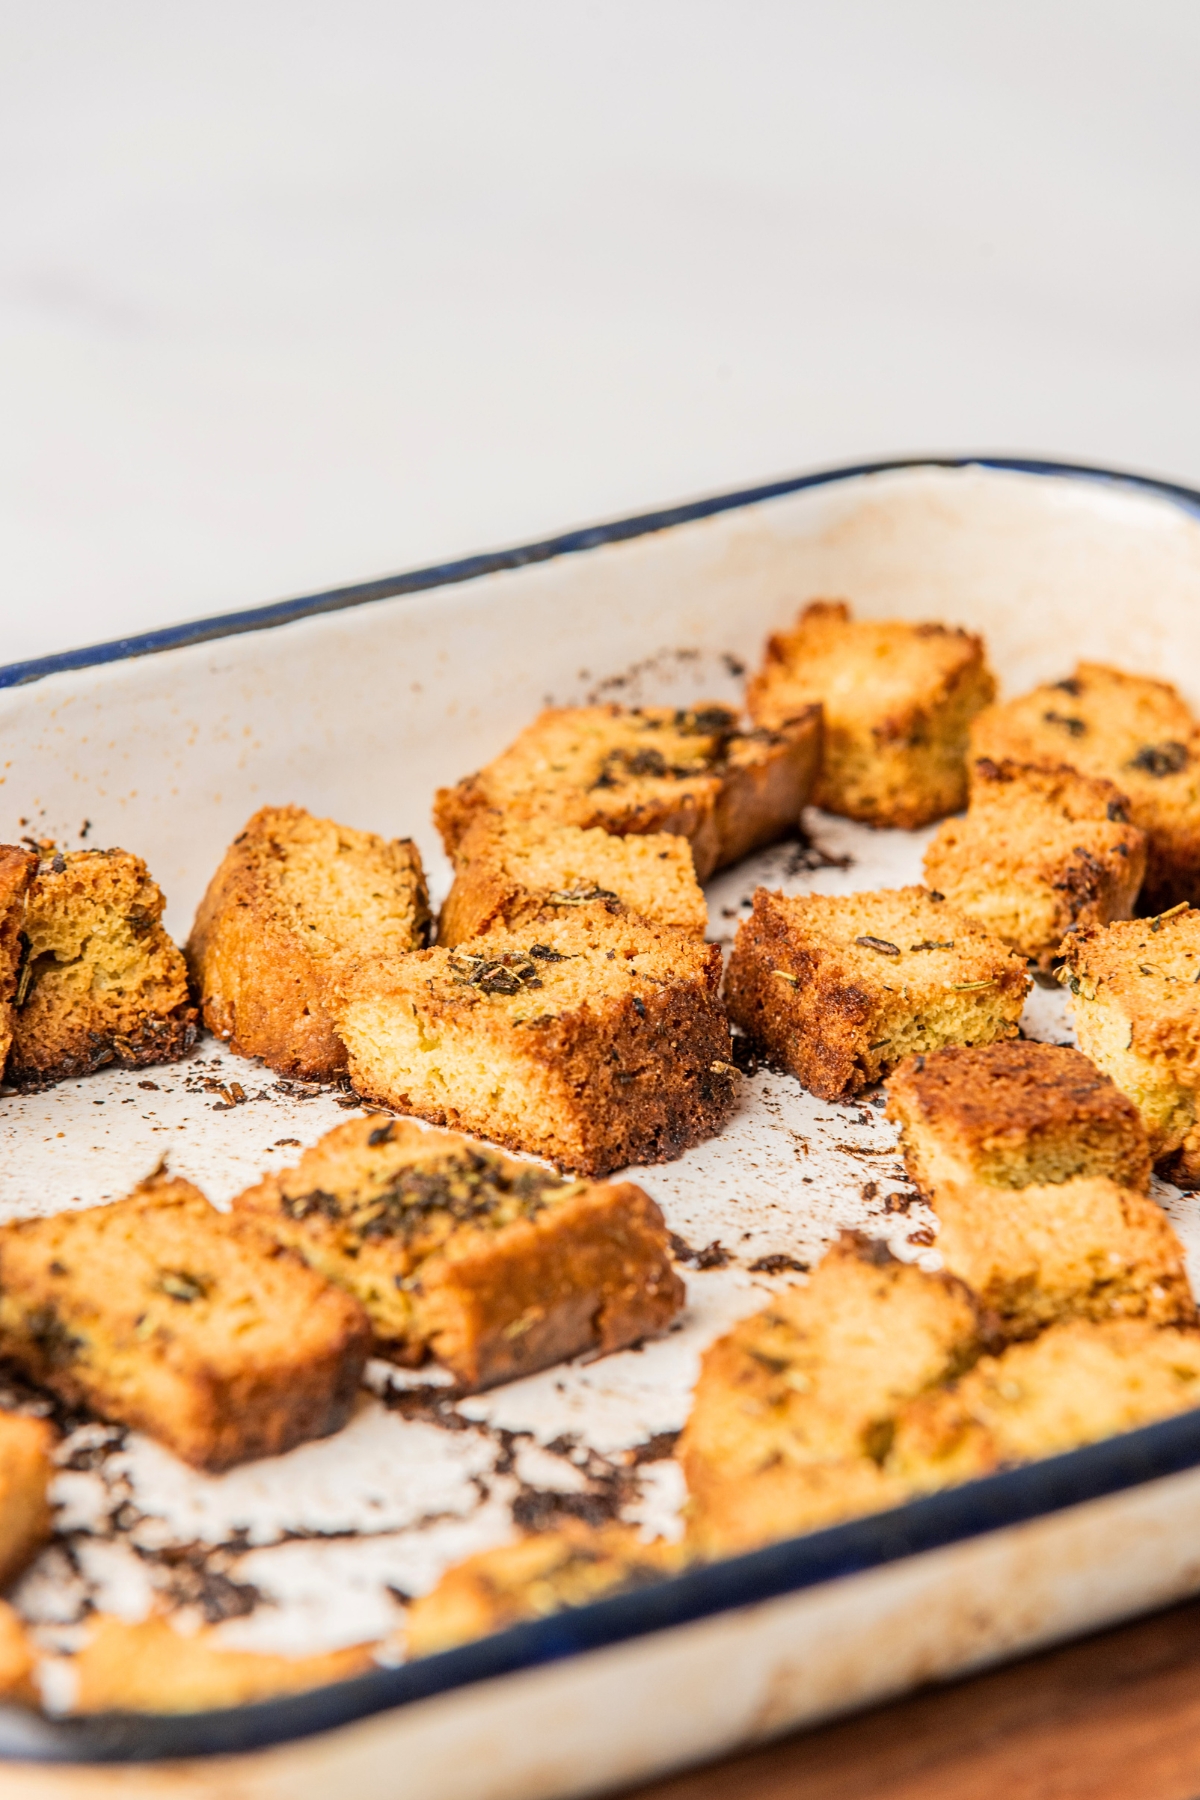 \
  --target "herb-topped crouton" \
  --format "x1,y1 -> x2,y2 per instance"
890,1319 -> 1200,1492
0,1171 -> 370,1470
406,1522 -> 688,1657
0,1410 -> 54,1588
234,1117 -> 684,1389
679,1235 -> 985,1556
0,845 -> 35,1075
971,663 -> 1200,913
1060,906 -> 1200,1185
335,905 -> 735,1176
746,600 -> 995,828
6,848 -> 196,1090
433,703 -> 822,882
724,886 -> 1029,1100
187,805 -> 430,1081
437,814 -> 707,947
886,1042 -> 1151,1196
924,760 -> 1146,969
